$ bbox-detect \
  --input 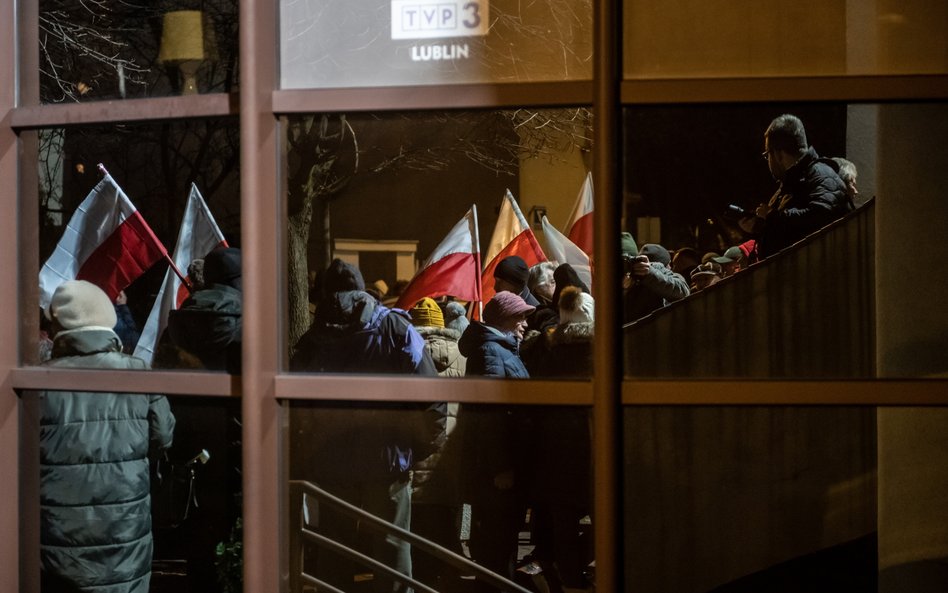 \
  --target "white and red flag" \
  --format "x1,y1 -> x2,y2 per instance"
39,172 -> 168,309
395,205 -> 481,311
564,171 -> 594,256
541,214 -> 592,294
134,183 -> 227,364
479,190 -> 547,311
